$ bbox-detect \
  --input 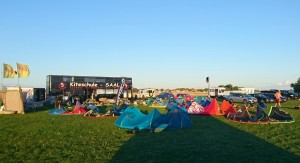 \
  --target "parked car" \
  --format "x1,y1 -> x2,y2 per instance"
175,93 -> 194,102
281,95 -> 288,102
280,90 -> 298,99
294,92 -> 299,99
260,90 -> 277,94
263,93 -> 287,102
227,93 -> 258,104
248,93 -> 274,103
155,92 -> 174,100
